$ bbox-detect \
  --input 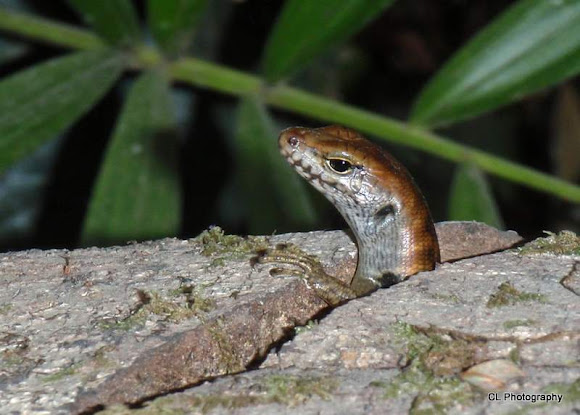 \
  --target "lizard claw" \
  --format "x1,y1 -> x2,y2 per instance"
269,266 -> 308,279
